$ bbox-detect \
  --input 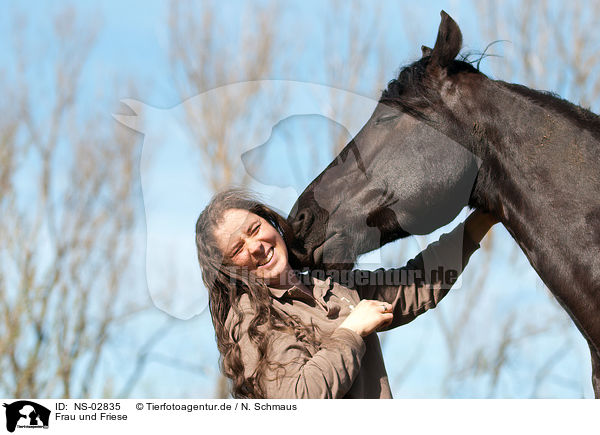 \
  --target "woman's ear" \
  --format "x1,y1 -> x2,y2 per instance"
429,10 -> 462,68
